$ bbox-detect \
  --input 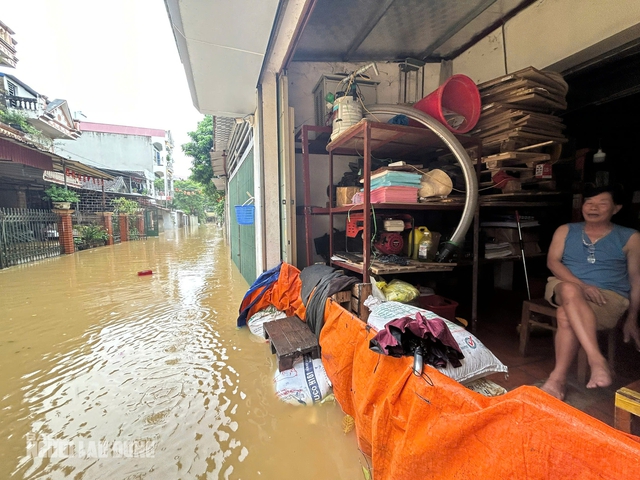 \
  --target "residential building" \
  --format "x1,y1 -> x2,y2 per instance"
0,73 -> 103,209
0,20 -> 18,69
55,122 -> 174,201
165,0 -> 640,287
